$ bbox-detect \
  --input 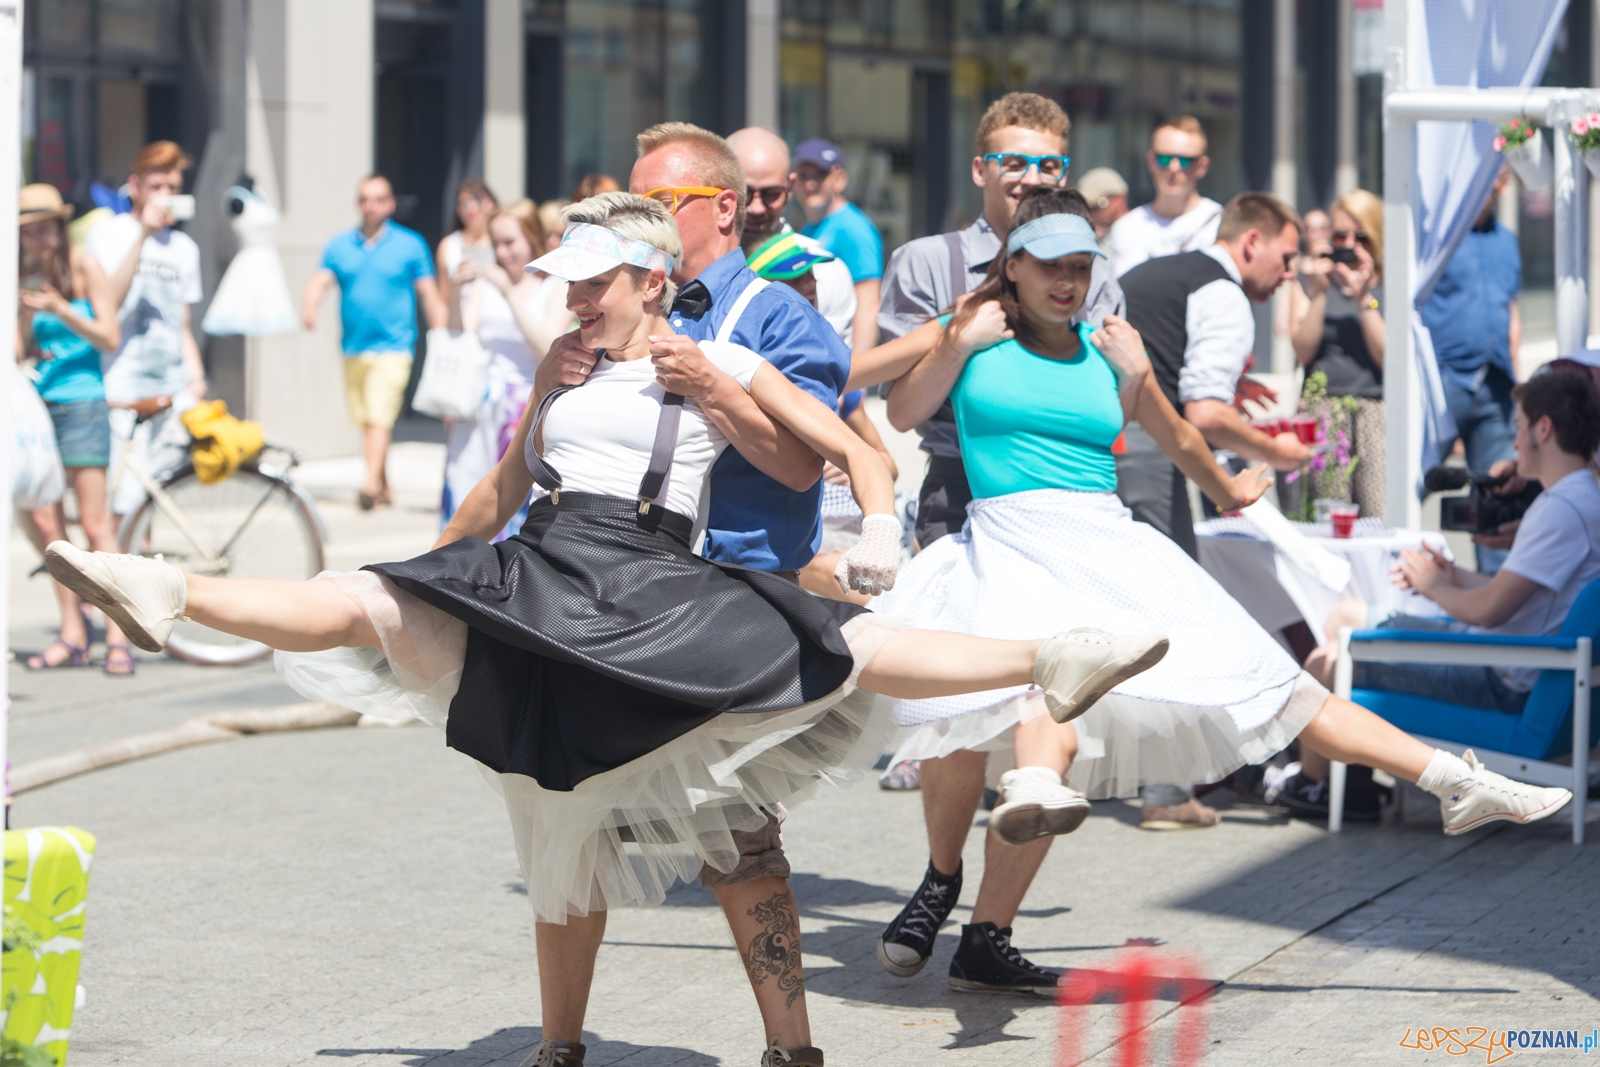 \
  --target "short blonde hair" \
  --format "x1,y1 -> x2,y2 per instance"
975,93 -> 1070,154
1153,115 -> 1208,155
635,122 -> 748,235
1331,188 -> 1384,282
562,191 -> 684,312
